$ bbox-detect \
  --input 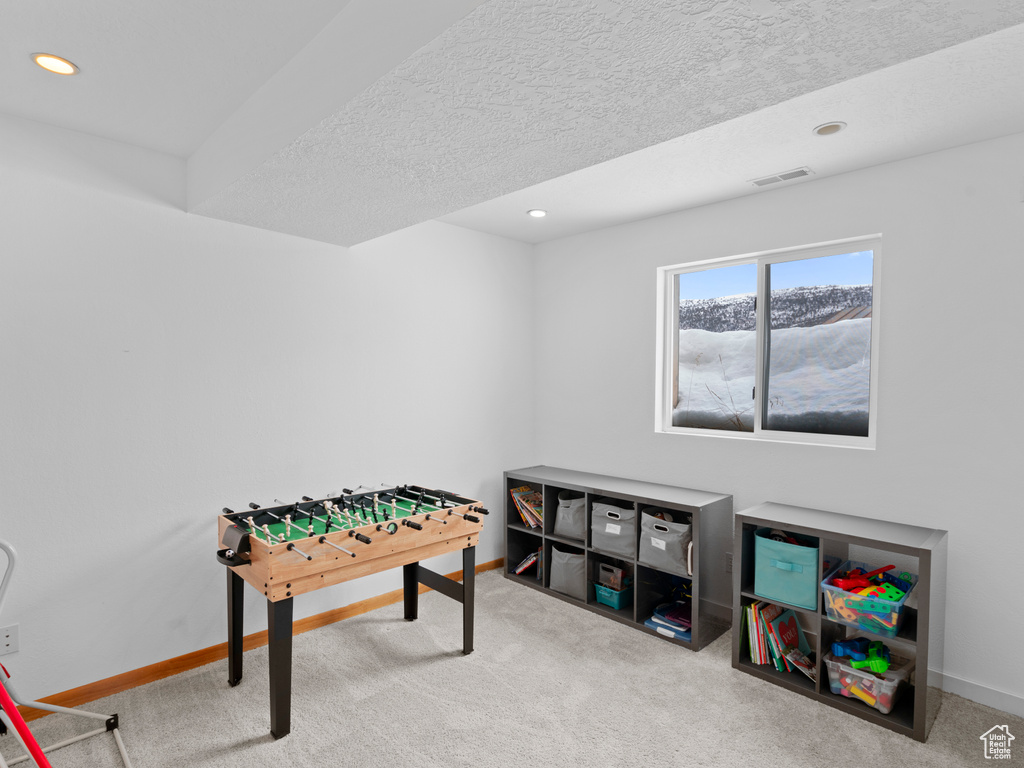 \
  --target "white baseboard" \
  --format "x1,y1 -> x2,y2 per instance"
929,669 -> 1024,718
